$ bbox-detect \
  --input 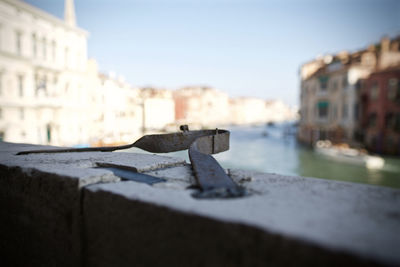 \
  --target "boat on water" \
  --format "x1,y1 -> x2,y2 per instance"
314,140 -> 385,169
